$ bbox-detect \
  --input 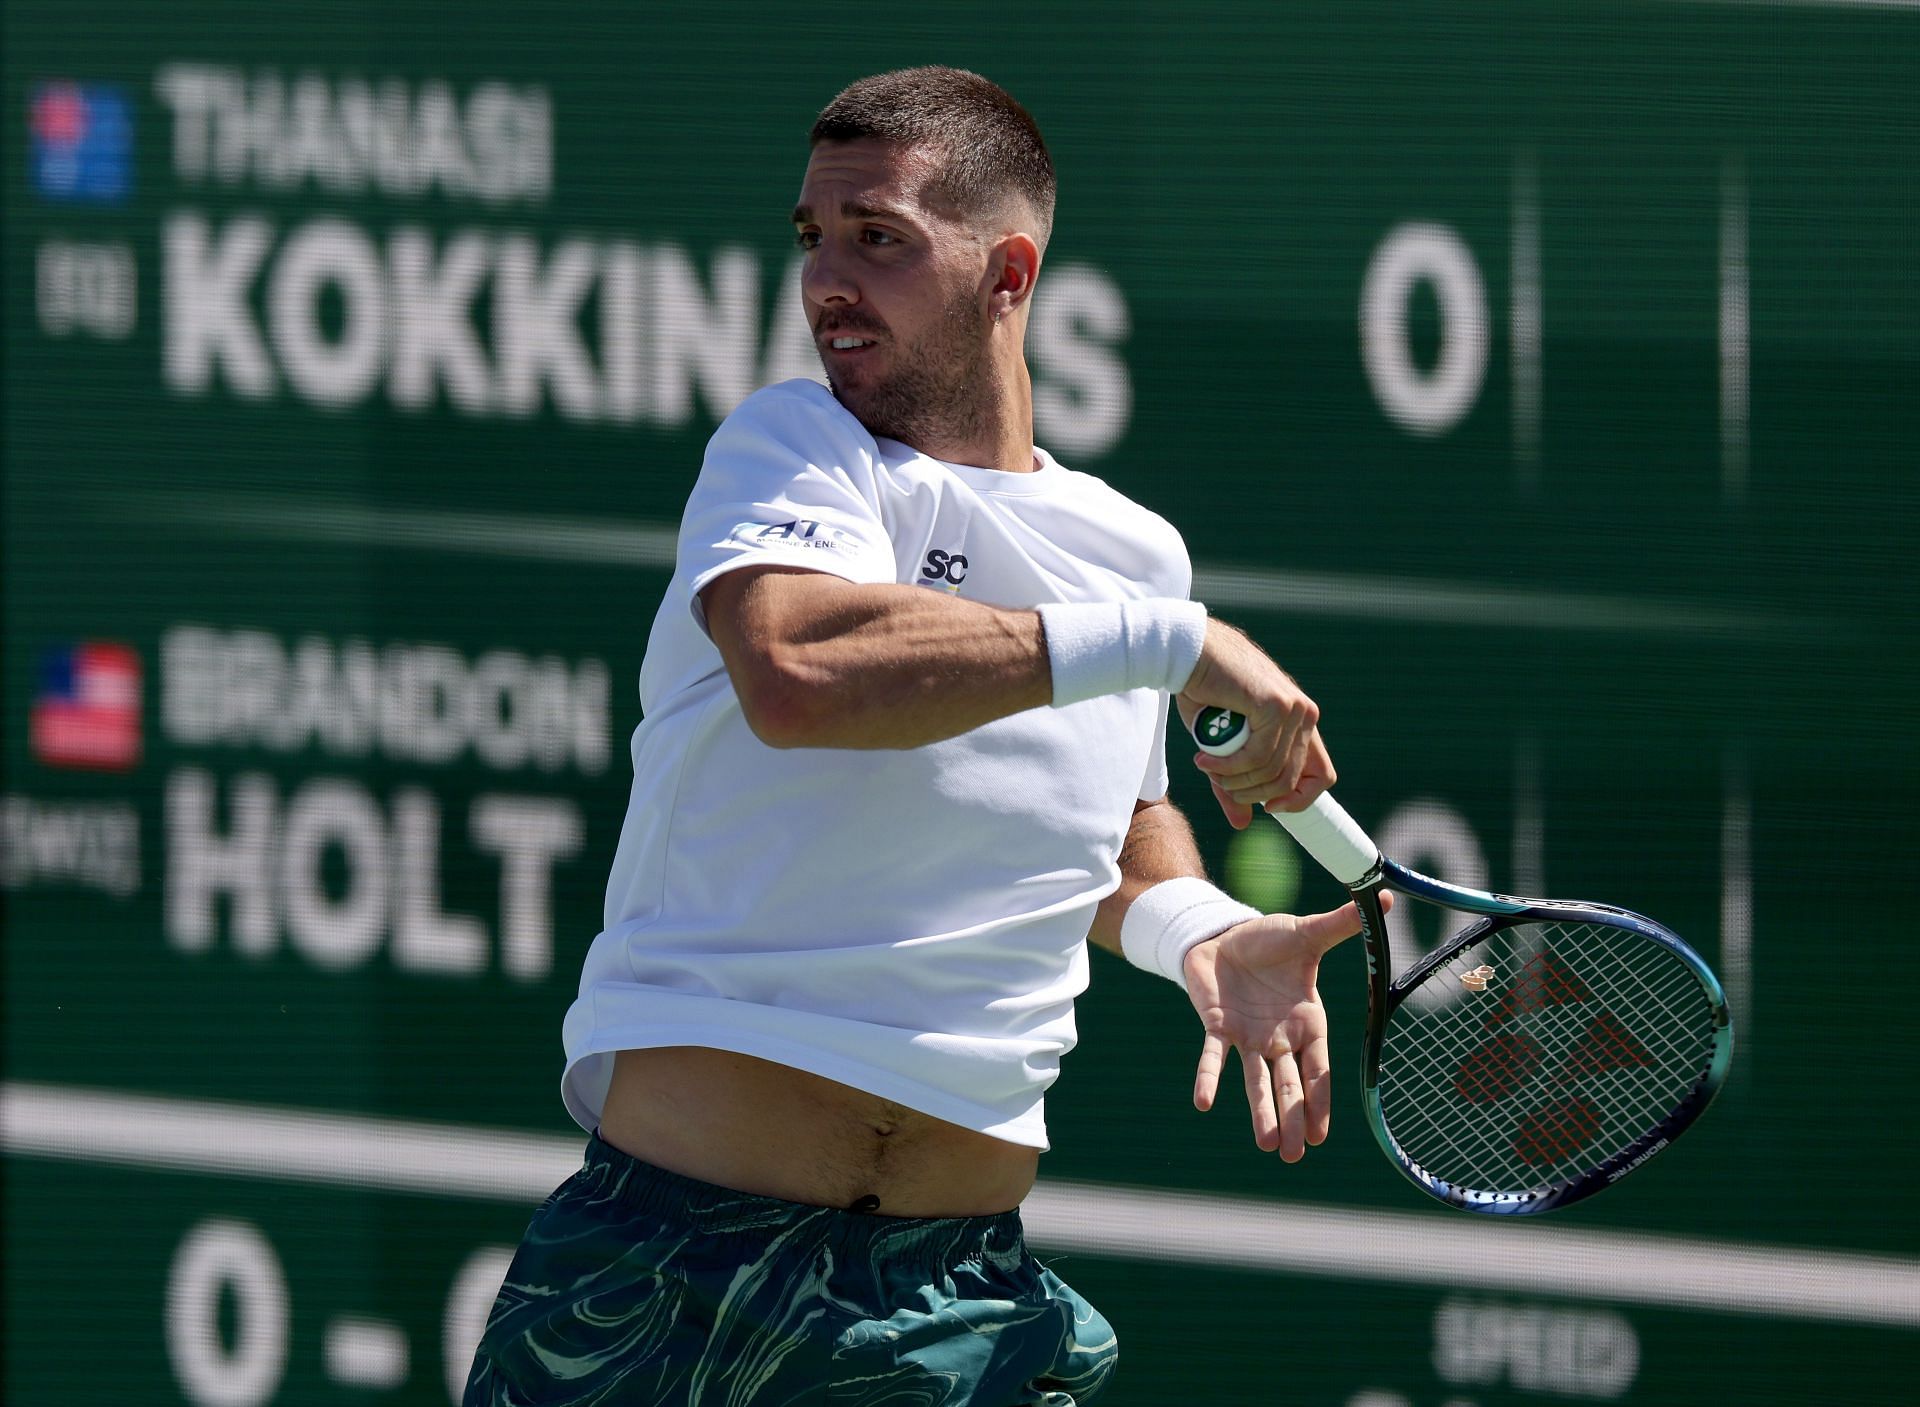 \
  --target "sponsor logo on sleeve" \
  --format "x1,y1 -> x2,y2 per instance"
729,518 -> 853,553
